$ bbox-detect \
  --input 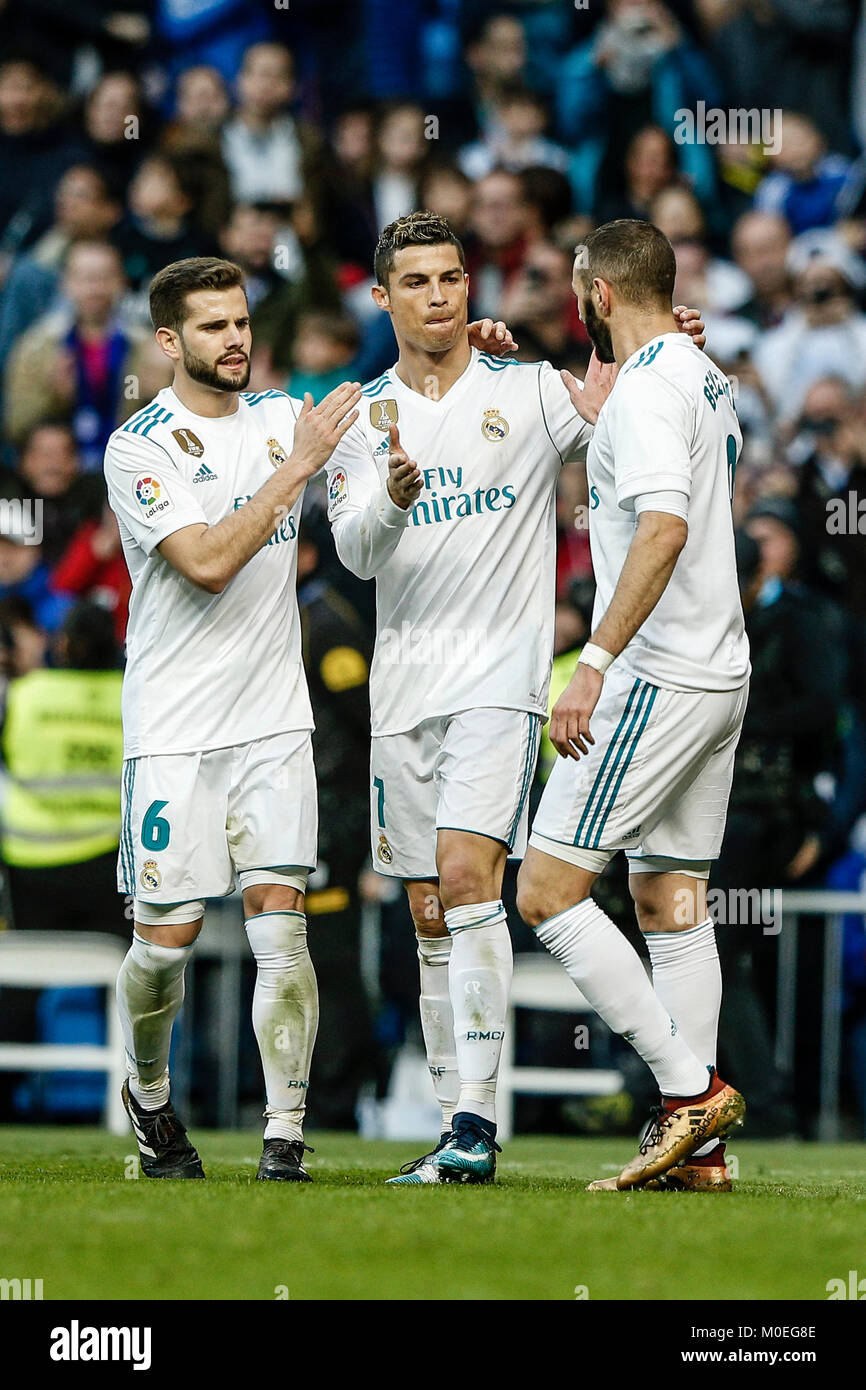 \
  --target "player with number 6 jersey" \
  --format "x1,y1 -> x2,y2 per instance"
104,256 -> 361,1183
